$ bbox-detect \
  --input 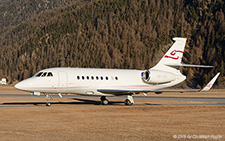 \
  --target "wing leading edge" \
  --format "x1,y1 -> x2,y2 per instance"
97,89 -> 196,95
